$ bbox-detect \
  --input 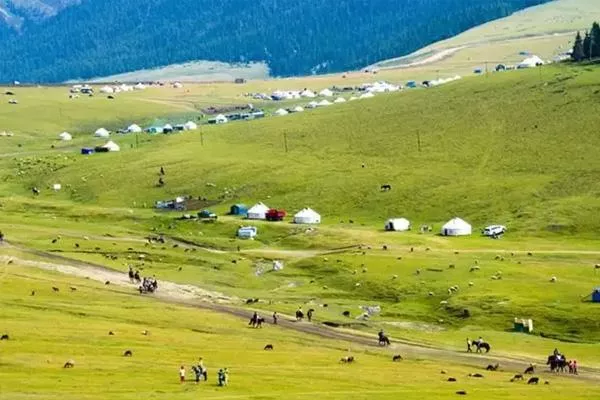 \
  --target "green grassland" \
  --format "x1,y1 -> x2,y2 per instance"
1,61 -> 600,399
1,266 -> 598,400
